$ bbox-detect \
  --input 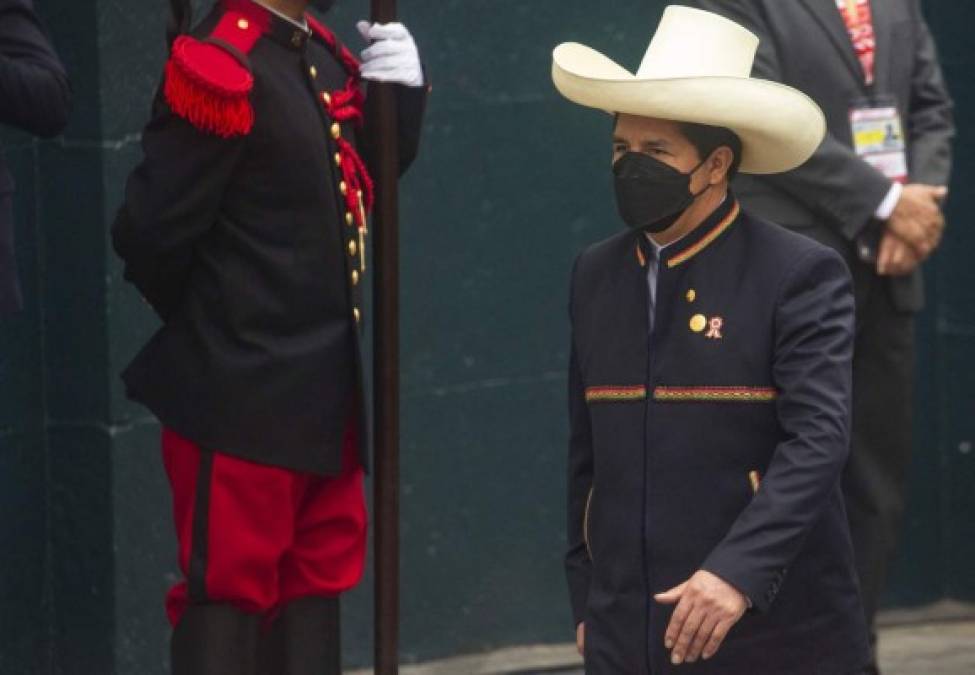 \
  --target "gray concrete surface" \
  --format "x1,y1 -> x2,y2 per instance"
351,619 -> 975,674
